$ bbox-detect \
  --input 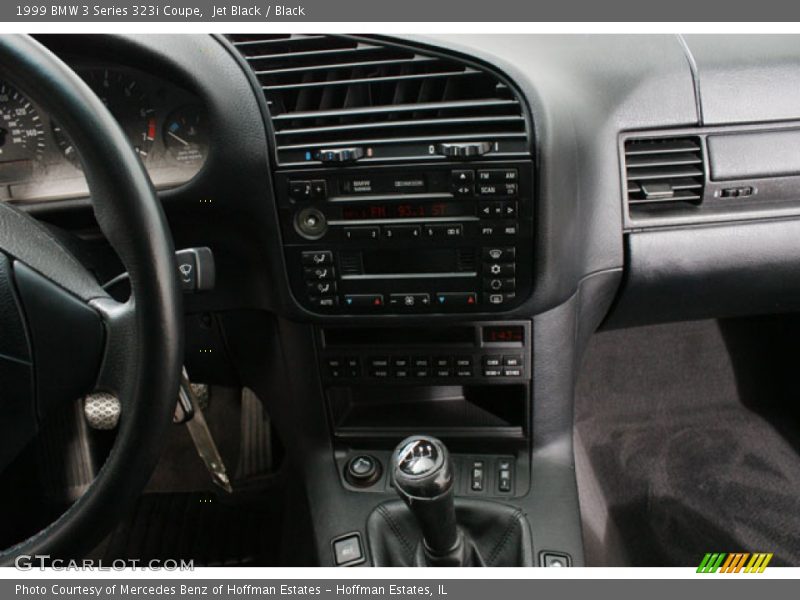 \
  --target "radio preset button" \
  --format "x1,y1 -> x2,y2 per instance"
383,225 -> 421,240
344,226 -> 380,241
425,223 -> 463,238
